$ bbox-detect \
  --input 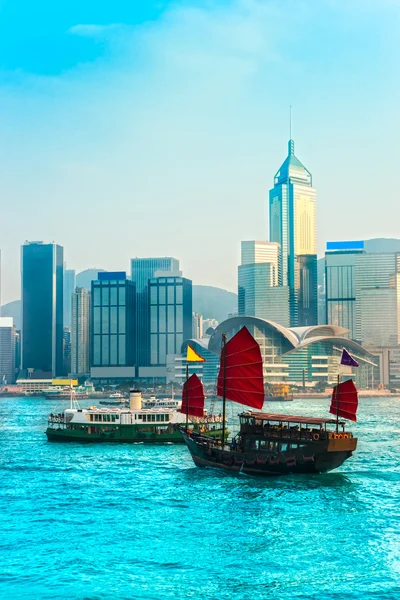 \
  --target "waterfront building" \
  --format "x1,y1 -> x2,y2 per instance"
22,241 -> 64,377
192,312 -> 203,339
71,287 -> 91,376
238,241 -> 290,326
269,139 -> 317,326
131,257 -> 180,367
0,317 -> 16,384
325,241 -> 365,337
90,272 -> 136,381
63,268 -> 76,328
15,378 -> 78,393
146,276 -> 192,380
207,316 -> 373,386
